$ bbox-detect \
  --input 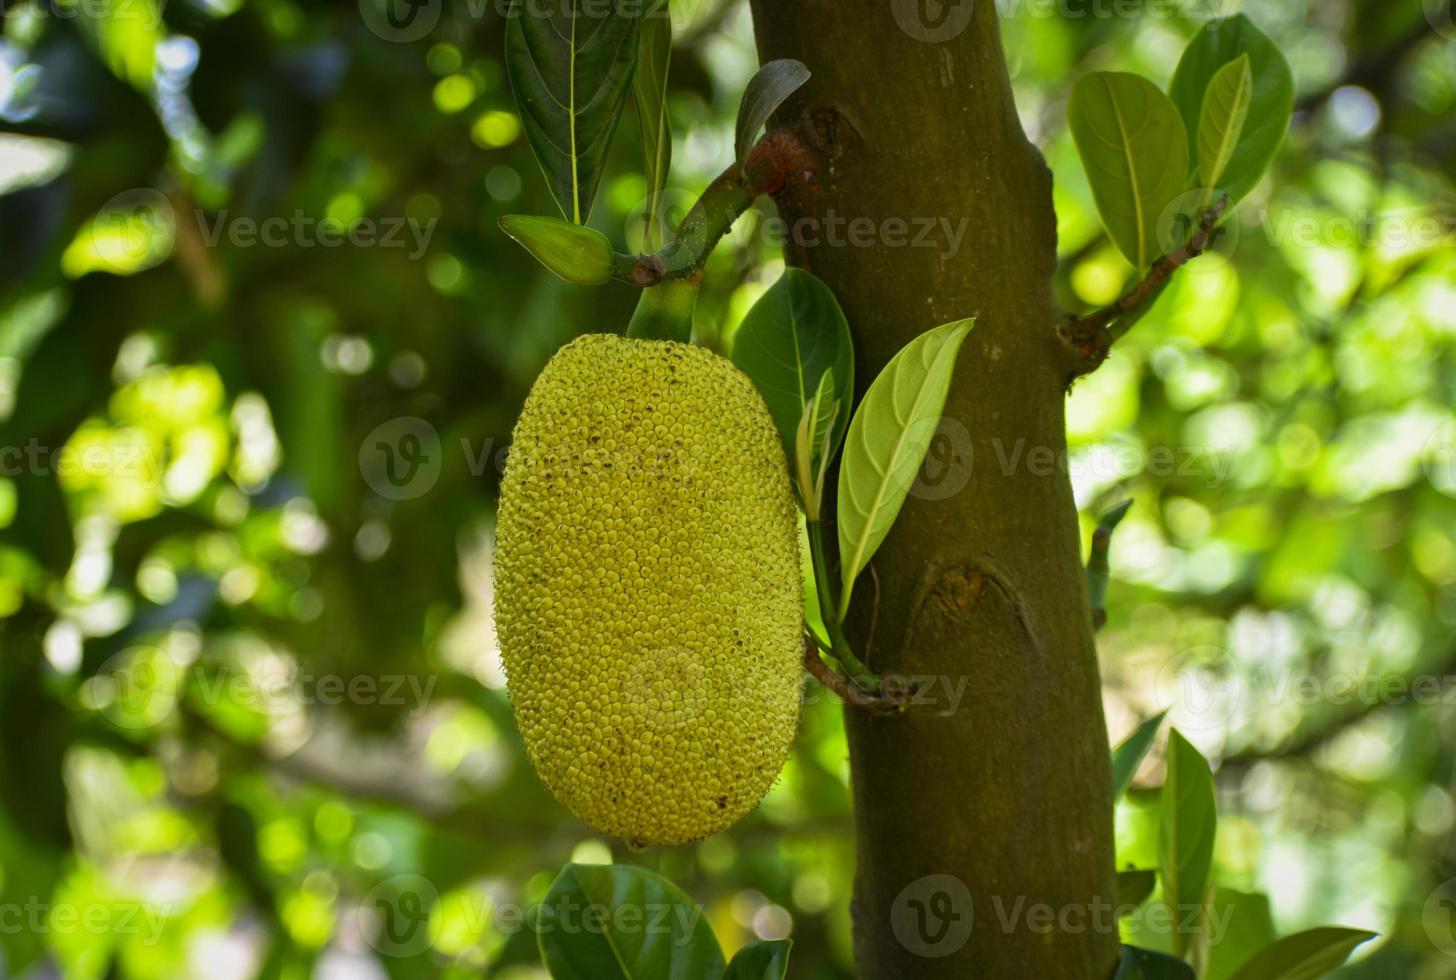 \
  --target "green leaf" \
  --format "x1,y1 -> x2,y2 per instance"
836,318 -> 974,620
1206,887 -> 1276,980
730,269 -> 853,463
1159,729 -> 1217,960
735,59 -> 810,163
1170,15 -> 1293,207
633,1 -> 673,250
499,215 -> 616,284
793,368 -> 840,520
1226,927 -> 1377,980
1068,71 -> 1189,271
1117,869 -> 1158,911
1111,709 -> 1167,801
723,939 -> 792,979
1114,944 -> 1197,980
626,278 -> 698,342
505,1 -> 641,223
802,367 -> 840,468
536,863 -> 725,980
1196,54 -> 1253,191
